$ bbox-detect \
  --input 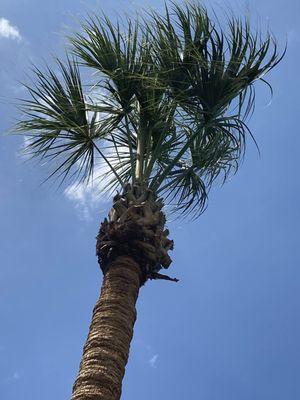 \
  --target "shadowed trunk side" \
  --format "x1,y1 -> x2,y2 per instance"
71,256 -> 141,400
